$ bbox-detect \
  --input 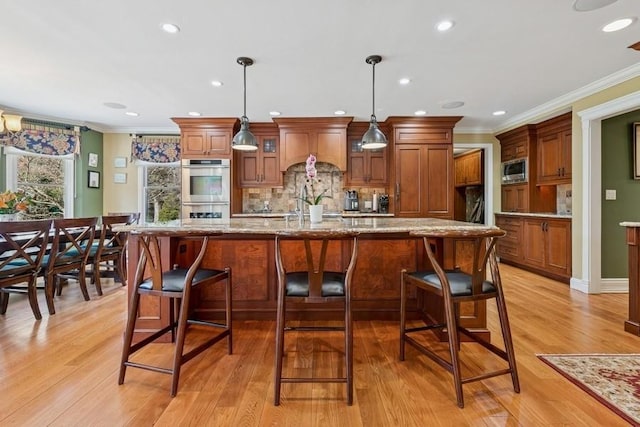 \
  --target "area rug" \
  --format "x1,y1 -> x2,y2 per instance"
538,354 -> 640,426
